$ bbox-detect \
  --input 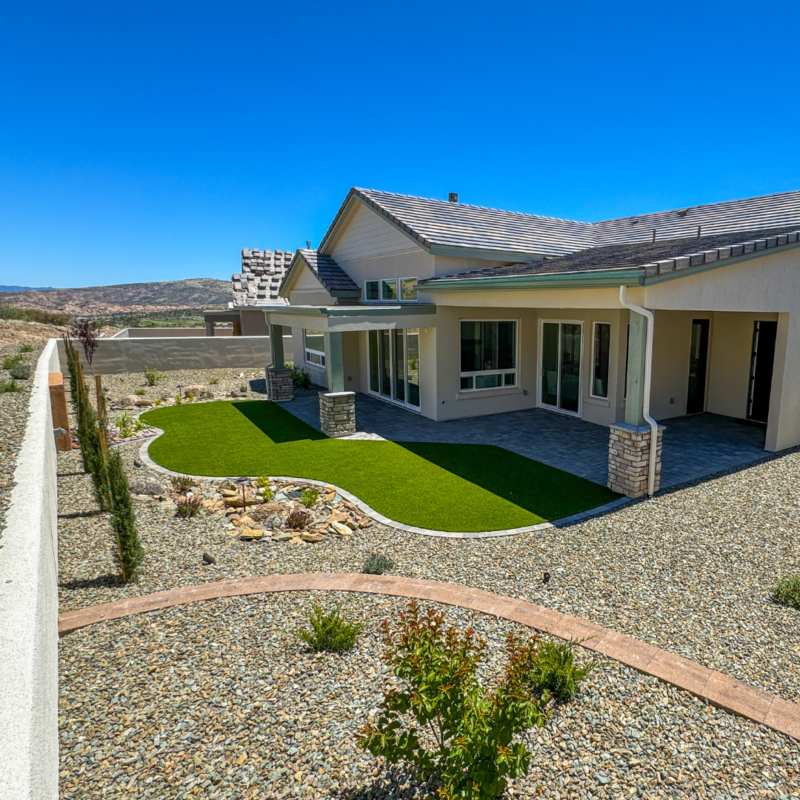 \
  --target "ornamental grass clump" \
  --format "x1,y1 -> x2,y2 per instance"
358,602 -> 552,800
525,639 -> 596,704
0,379 -> 23,393
176,495 -> 203,519
773,575 -> 800,610
294,603 -> 364,653
170,475 -> 194,494
2,354 -> 23,370
19,344 -> 33,353
361,553 -> 395,575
